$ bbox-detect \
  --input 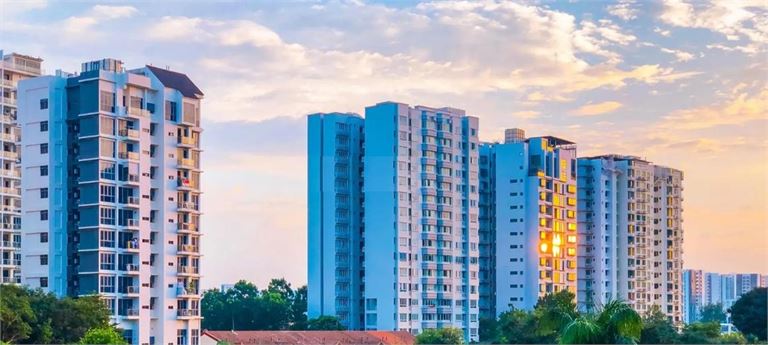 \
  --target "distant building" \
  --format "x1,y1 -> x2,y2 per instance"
221,284 -> 235,293
201,330 -> 415,345
735,273 -> 761,296
0,50 -> 43,285
683,269 -> 705,324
